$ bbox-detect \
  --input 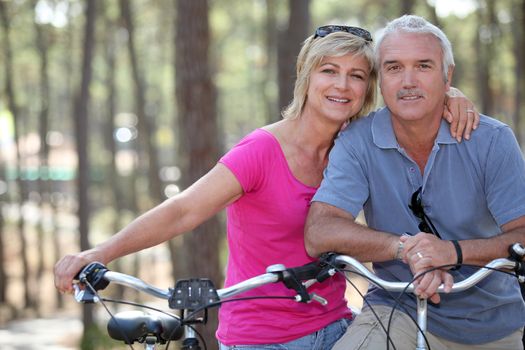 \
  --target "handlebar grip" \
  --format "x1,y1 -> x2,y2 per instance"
76,262 -> 110,291
286,261 -> 323,281
509,243 -> 525,262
